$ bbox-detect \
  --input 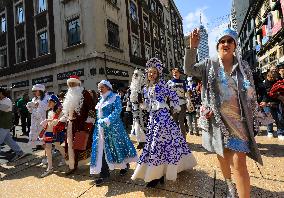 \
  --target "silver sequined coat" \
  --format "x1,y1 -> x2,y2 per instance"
184,48 -> 263,165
